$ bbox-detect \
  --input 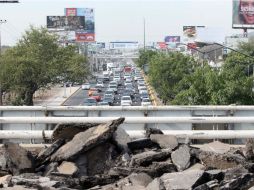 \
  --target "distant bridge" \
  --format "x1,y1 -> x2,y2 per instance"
93,55 -> 139,59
